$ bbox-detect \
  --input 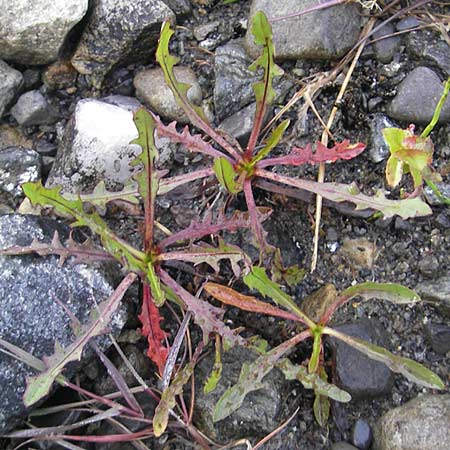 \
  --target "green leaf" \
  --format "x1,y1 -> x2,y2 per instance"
341,282 -> 421,304
251,119 -> 290,166
243,266 -> 315,328
24,273 -> 137,406
324,327 -> 445,390
313,367 -> 331,427
147,262 -> 165,307
204,340 -> 222,394
213,157 -> 242,194
385,155 -> 404,188
22,182 -> 145,272
422,76 -> 450,137
308,330 -> 322,374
